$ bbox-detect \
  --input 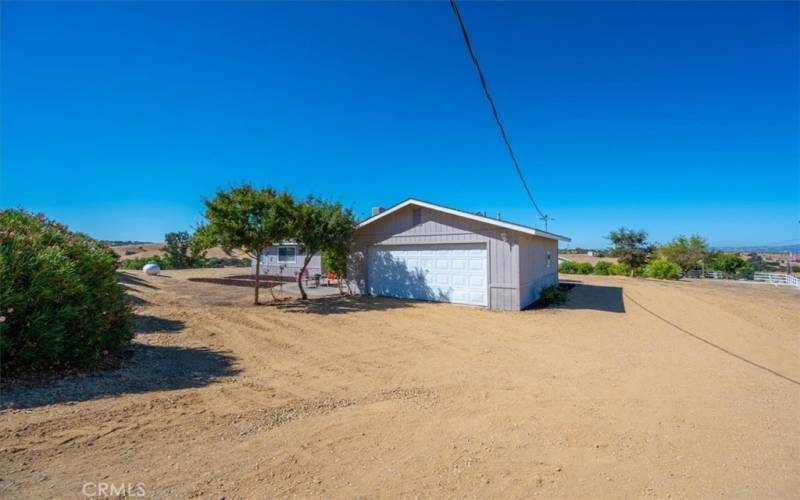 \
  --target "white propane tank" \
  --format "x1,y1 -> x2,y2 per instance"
142,262 -> 161,275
